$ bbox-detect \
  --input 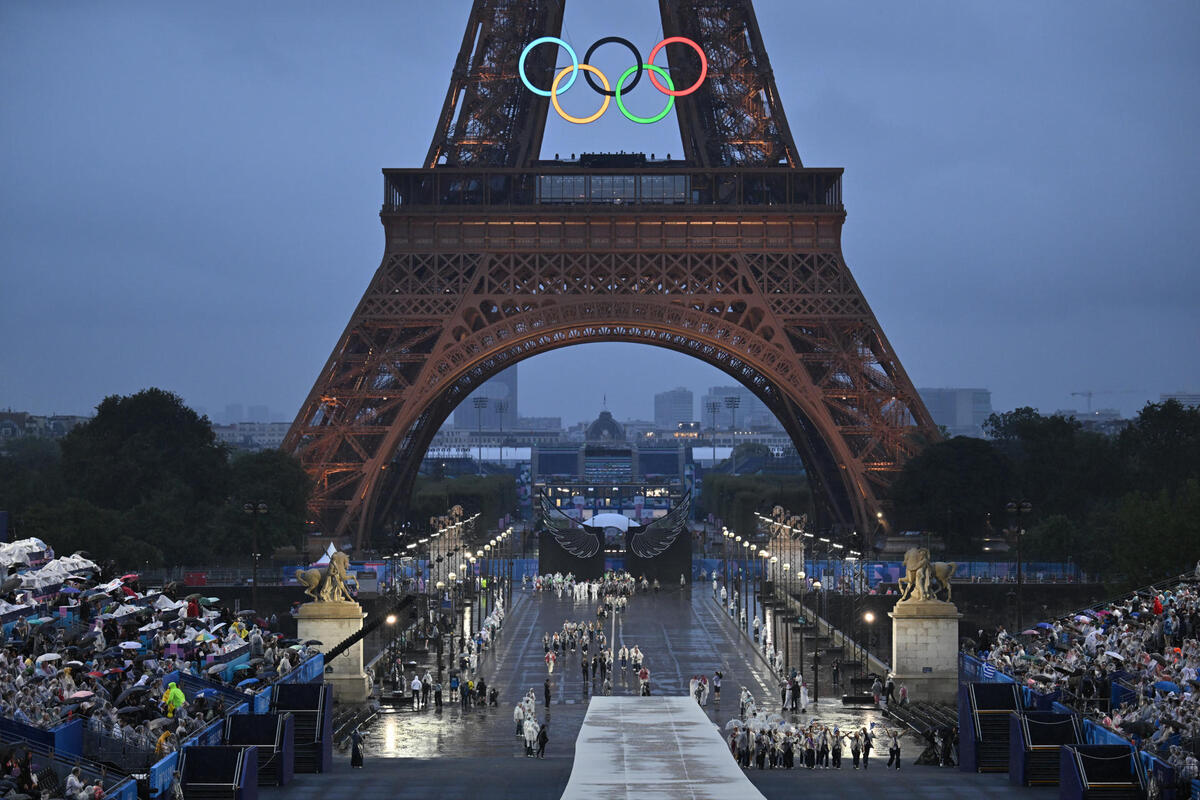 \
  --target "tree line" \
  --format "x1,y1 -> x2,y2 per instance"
0,389 -> 312,569
888,400 -> 1200,585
